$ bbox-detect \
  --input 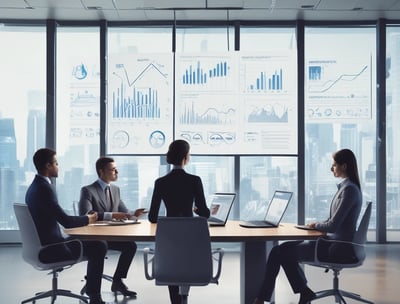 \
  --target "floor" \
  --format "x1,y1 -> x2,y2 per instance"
0,243 -> 398,304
